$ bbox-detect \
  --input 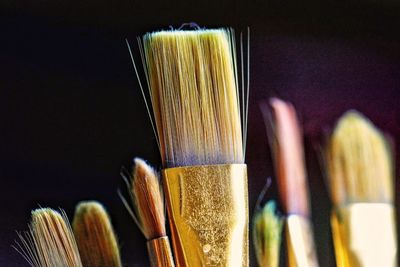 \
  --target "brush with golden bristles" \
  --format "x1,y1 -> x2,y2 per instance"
127,27 -> 250,266
121,158 -> 174,267
263,97 -> 319,267
253,200 -> 283,267
72,201 -> 122,267
326,111 -> 396,267
13,208 -> 82,267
